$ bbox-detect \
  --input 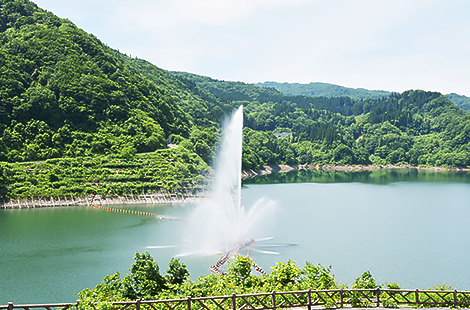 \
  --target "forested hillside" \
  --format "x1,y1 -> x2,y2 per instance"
0,0 -> 469,201
0,0 -> 235,163
171,72 -> 470,170
0,0 -> 230,199
255,81 -> 470,113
